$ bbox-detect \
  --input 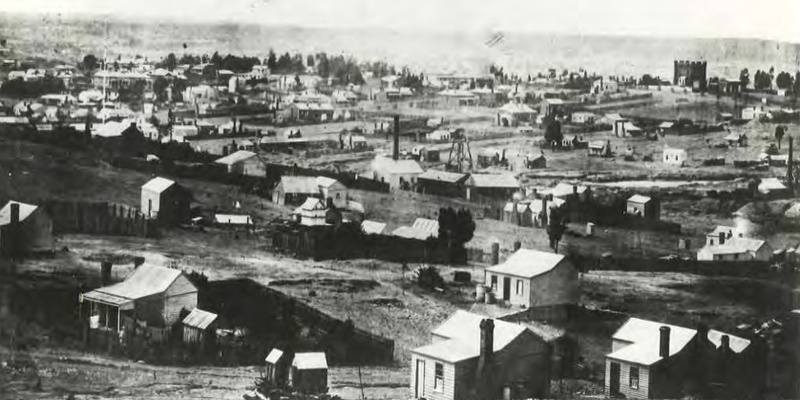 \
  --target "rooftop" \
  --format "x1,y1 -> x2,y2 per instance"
280,176 -> 320,195
412,218 -> 440,238
214,214 -> 253,225
82,265 -> 190,307
214,150 -> 257,165
552,183 -> 589,198
182,308 -> 218,330
485,248 -> 566,279
466,173 -> 519,189
418,169 -> 468,183
627,194 -> 652,204
361,220 -> 387,235
265,348 -> 284,364
0,201 -> 38,226
292,352 -> 328,370
608,317 -> 750,366
142,177 -> 176,194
